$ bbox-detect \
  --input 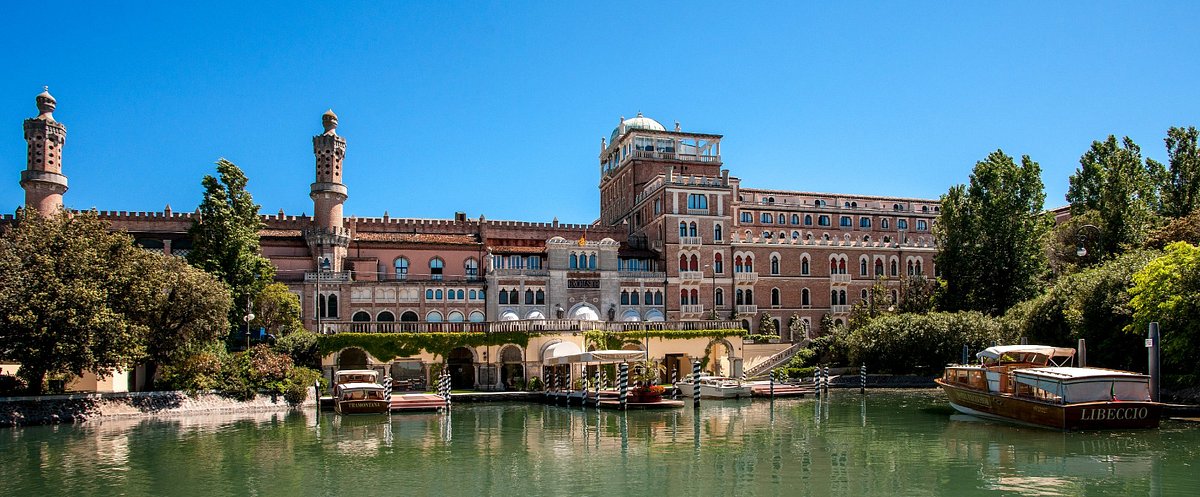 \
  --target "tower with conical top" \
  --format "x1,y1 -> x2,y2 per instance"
21,87 -> 68,214
303,109 -> 351,273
